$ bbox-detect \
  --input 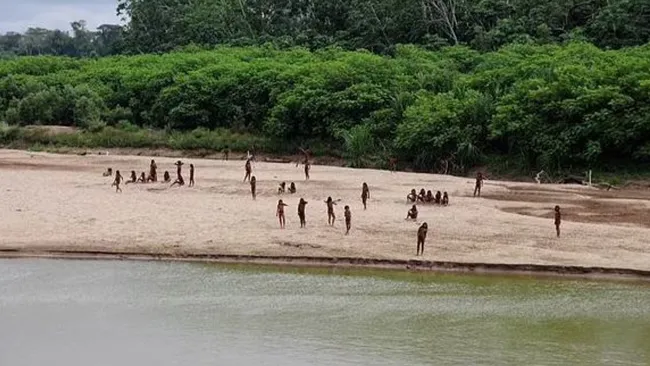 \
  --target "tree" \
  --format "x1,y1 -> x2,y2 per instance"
96,24 -> 126,56
421,0 -> 464,45
0,21 -> 124,57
